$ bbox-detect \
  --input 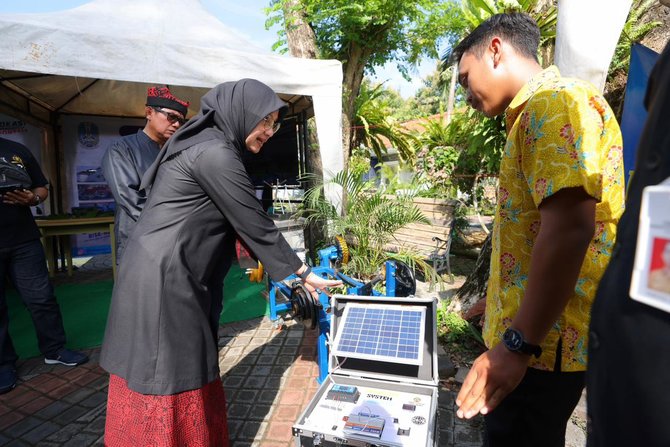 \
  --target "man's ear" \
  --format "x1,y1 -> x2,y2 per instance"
145,106 -> 153,120
490,36 -> 503,68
